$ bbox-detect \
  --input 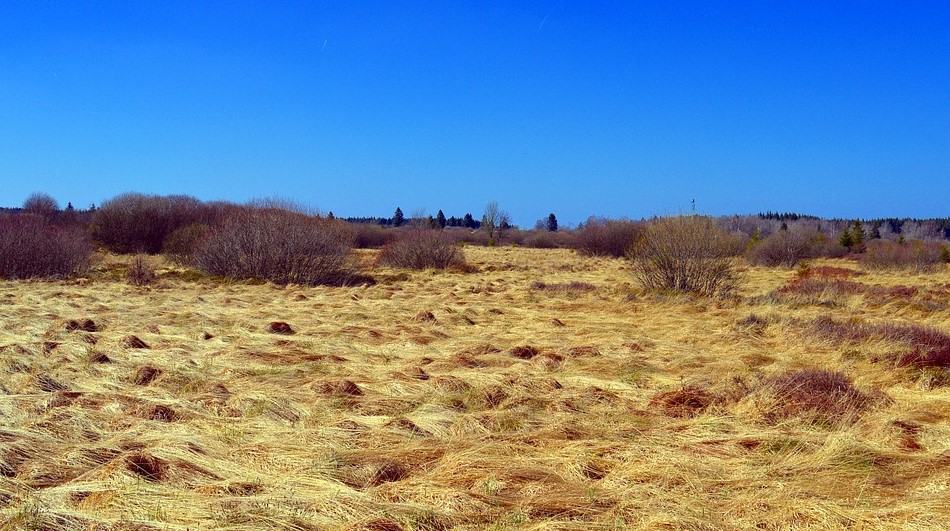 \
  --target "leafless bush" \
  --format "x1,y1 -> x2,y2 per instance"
443,228 -> 490,246
0,215 -> 93,279
352,223 -> 395,248
861,239 -> 947,272
629,215 -> 740,296
162,223 -> 209,265
126,254 -> 157,286
376,229 -> 467,270
522,230 -> 576,249
762,369 -> 877,423
746,227 -> 818,267
92,193 -> 215,254
22,192 -> 59,221
574,218 -> 644,257
193,207 -> 355,285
